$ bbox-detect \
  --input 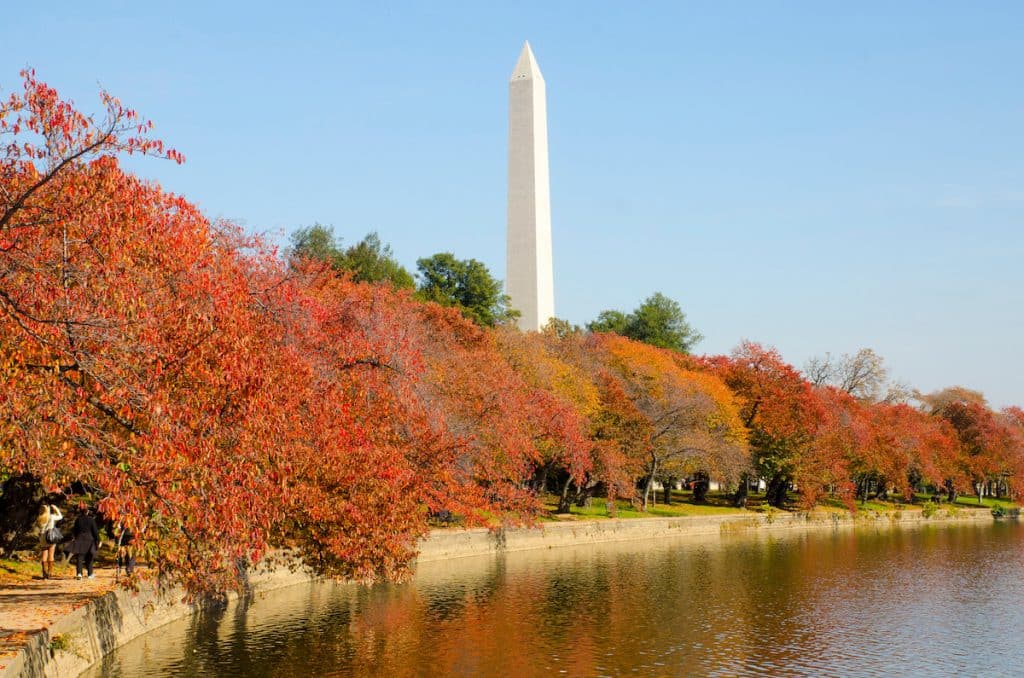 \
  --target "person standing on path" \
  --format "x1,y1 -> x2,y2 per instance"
115,525 -> 136,578
36,503 -> 63,580
68,507 -> 100,580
